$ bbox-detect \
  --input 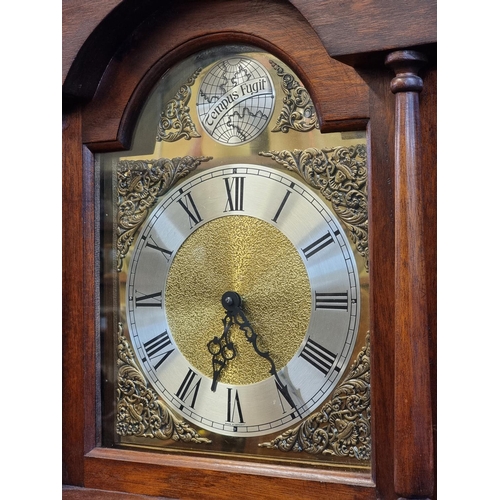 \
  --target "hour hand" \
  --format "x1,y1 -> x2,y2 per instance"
207,301 -> 237,391
207,292 -> 243,391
